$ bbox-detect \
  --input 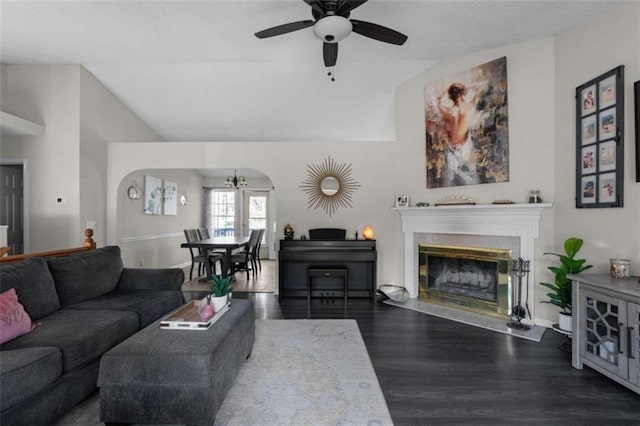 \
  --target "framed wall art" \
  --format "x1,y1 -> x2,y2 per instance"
575,65 -> 624,208
424,56 -> 509,189
144,175 -> 163,215
163,180 -> 178,216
